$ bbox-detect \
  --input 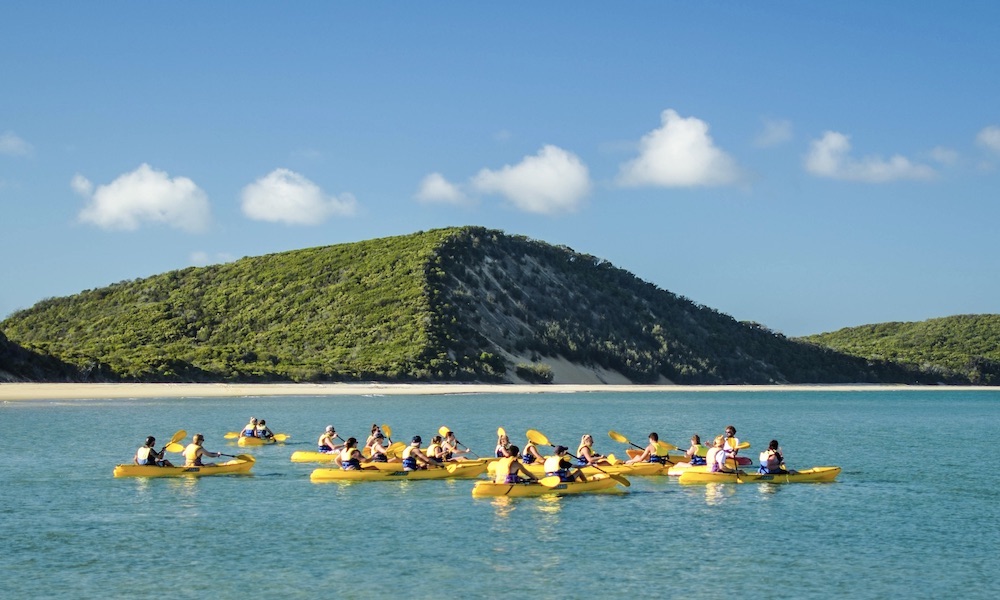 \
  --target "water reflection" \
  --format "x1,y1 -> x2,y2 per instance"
703,483 -> 734,505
